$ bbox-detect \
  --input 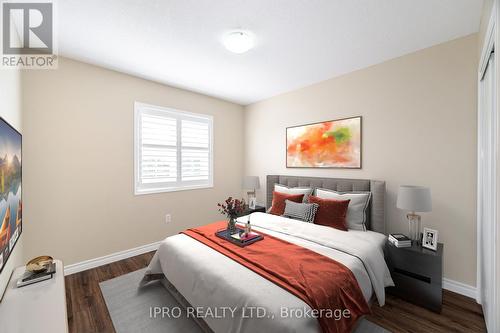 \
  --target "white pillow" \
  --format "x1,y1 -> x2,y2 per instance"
275,184 -> 313,202
315,188 -> 371,231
